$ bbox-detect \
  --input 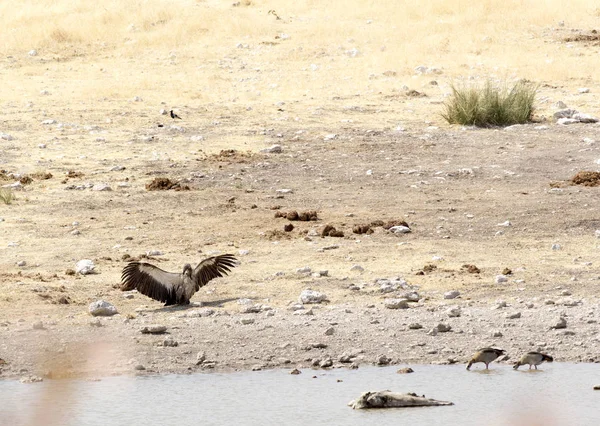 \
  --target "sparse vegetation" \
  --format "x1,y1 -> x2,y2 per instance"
0,188 -> 15,204
442,80 -> 537,127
